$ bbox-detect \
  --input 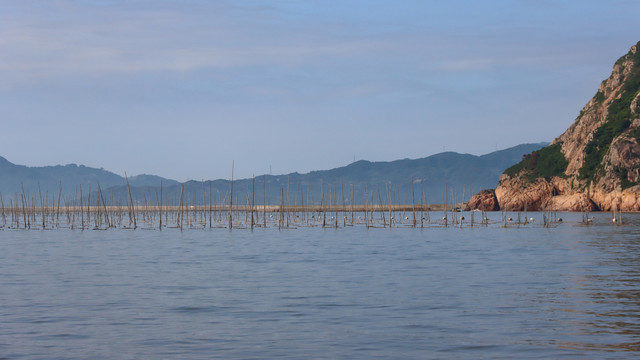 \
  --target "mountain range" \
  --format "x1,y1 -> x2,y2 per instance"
0,142 -> 546,205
